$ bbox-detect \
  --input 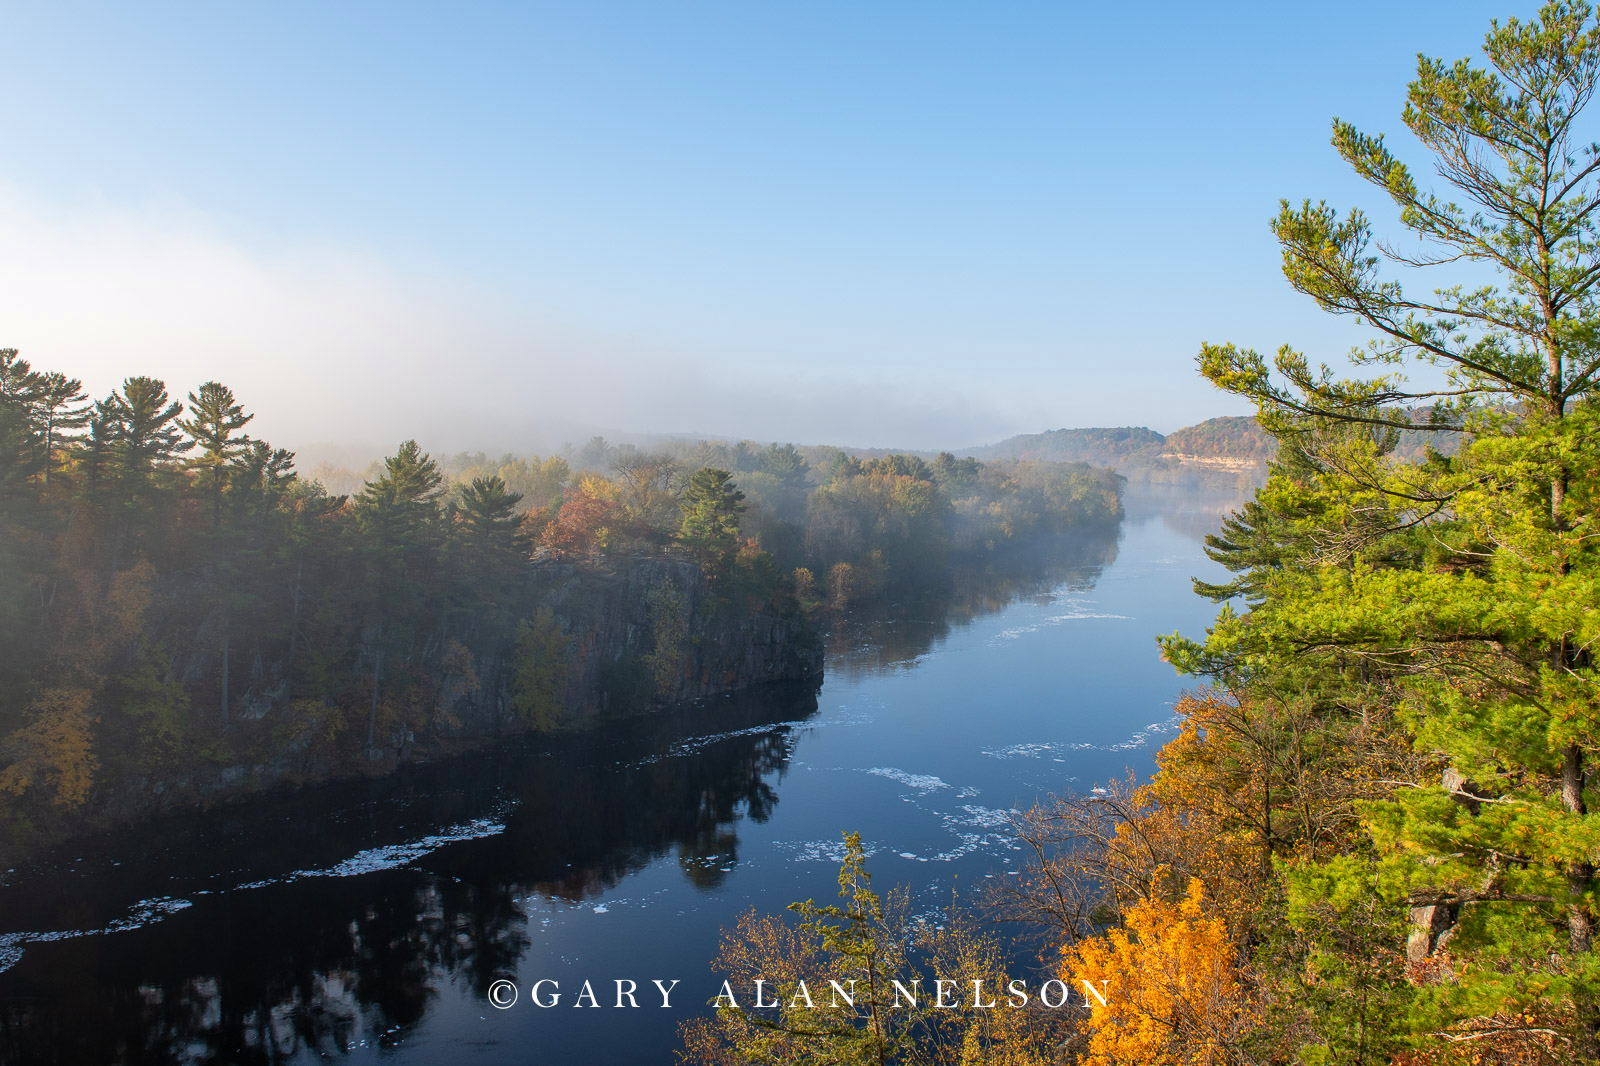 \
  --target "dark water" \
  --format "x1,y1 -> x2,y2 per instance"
0,488 -> 1239,1065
